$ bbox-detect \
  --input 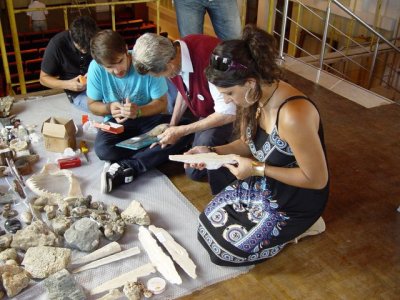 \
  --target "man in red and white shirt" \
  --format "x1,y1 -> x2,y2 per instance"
133,33 -> 236,194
